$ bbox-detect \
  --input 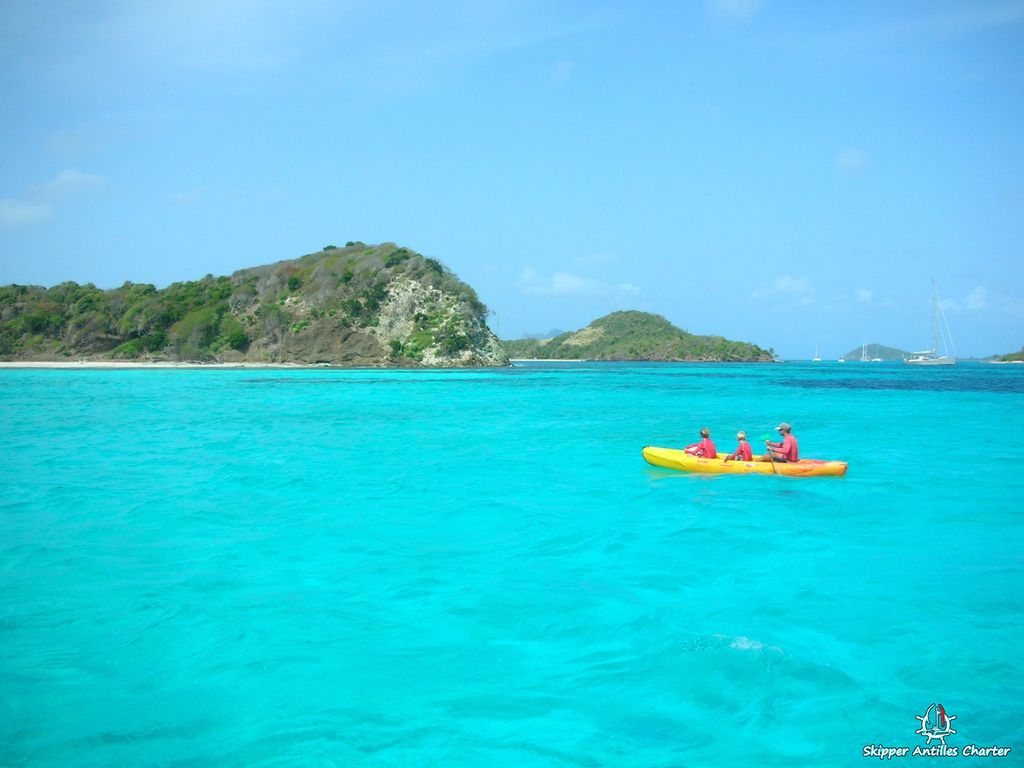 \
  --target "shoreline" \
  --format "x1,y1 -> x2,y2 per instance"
0,360 -> 322,369
1,358 -> 777,368
6,358 -> 1009,370
510,358 -> 586,363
